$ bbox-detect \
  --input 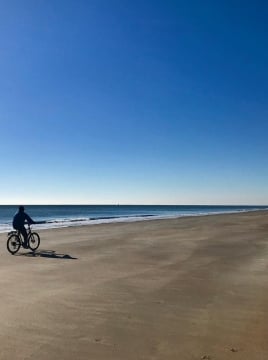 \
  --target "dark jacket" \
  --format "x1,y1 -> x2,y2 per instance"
13,211 -> 35,229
